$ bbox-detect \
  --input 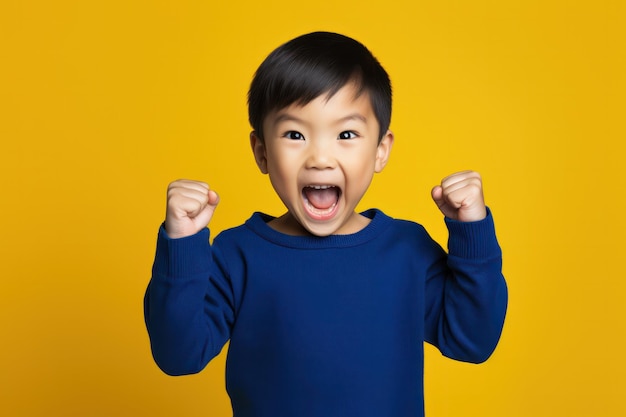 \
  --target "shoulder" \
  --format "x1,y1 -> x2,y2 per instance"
212,212 -> 275,251
366,209 -> 430,237
213,214 -> 260,243
363,209 -> 442,253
